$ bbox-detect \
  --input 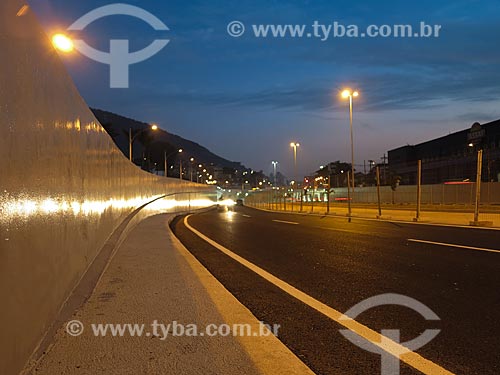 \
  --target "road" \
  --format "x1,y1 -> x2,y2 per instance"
171,206 -> 500,375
